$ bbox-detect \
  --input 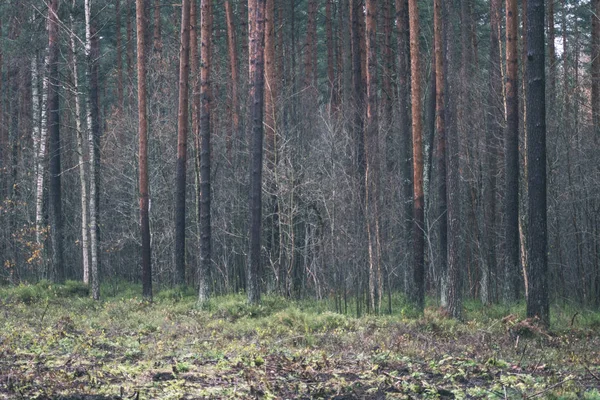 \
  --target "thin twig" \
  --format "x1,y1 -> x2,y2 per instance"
525,377 -> 573,399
